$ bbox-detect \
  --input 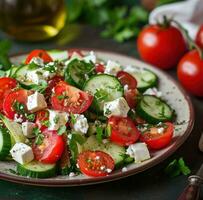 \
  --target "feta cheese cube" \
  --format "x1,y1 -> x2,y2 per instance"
104,60 -> 121,76
83,51 -> 96,63
27,91 -> 47,113
73,114 -> 89,134
10,143 -> 34,164
143,87 -> 162,97
26,70 -> 42,85
103,97 -> 130,118
22,122 -> 36,138
48,110 -> 69,130
126,143 -> 150,163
